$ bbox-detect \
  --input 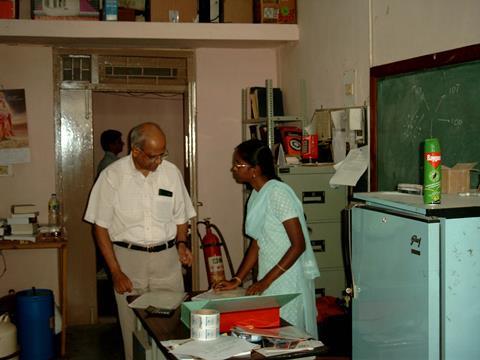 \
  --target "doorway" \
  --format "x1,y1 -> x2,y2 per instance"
53,48 -> 198,325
